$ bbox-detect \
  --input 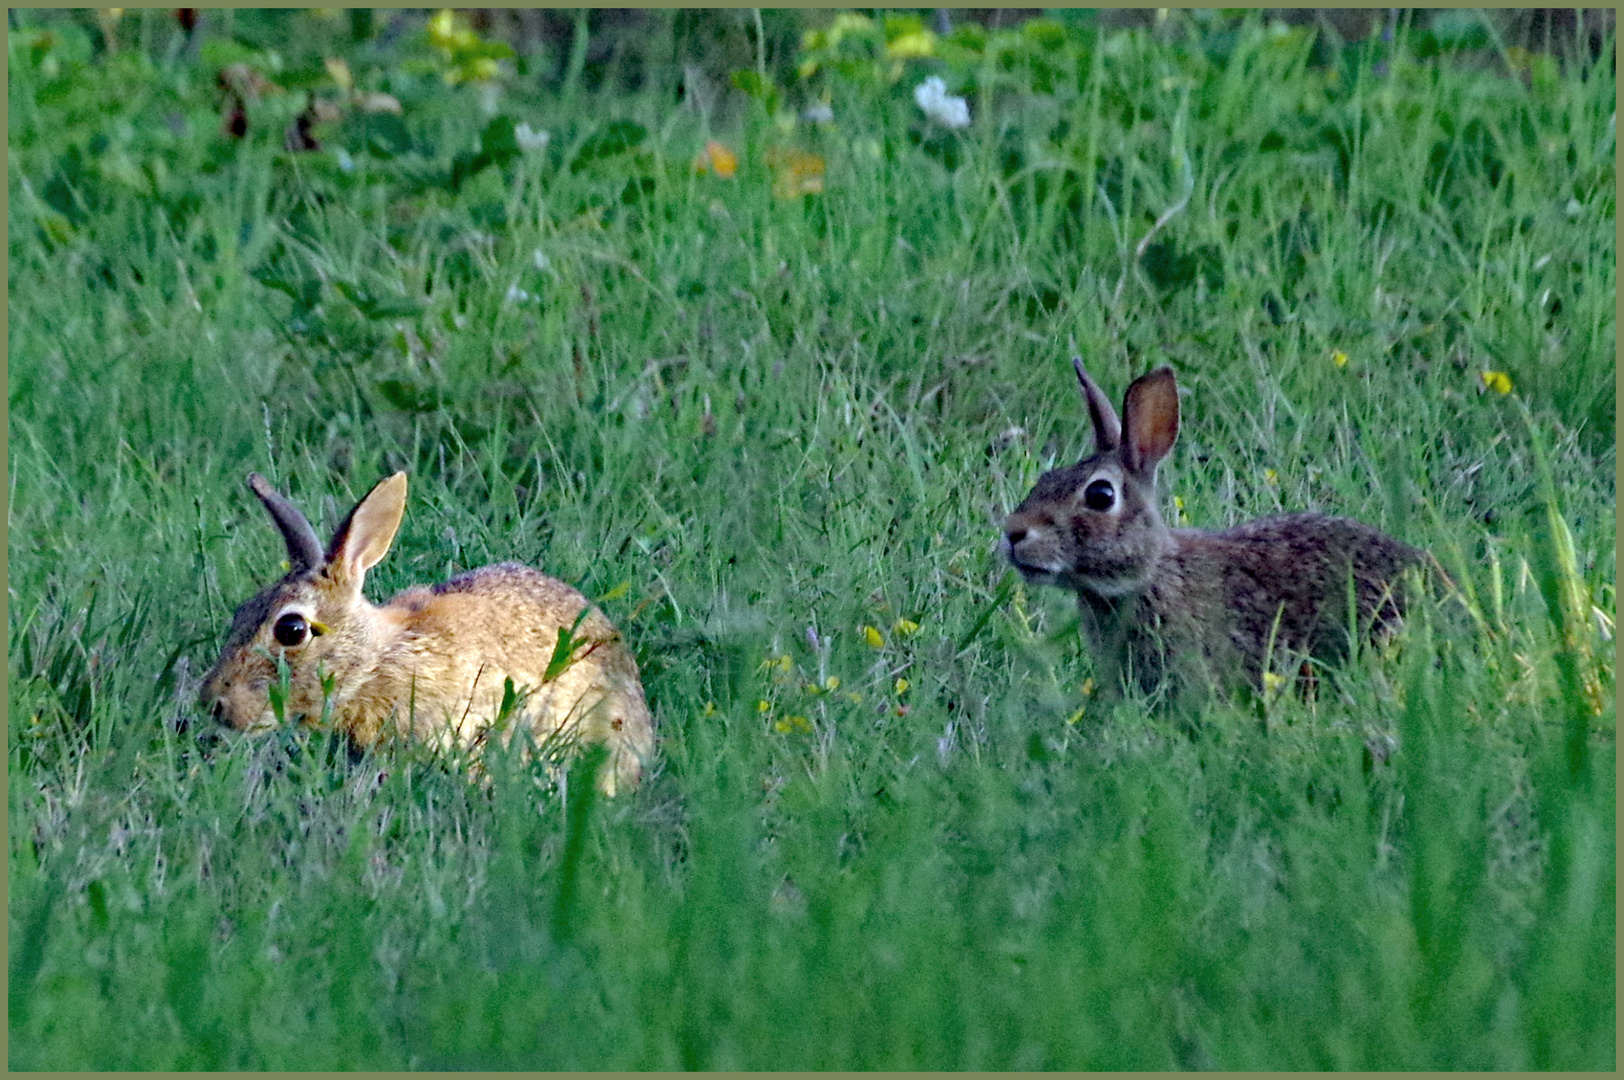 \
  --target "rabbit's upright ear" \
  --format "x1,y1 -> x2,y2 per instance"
1120,367 -> 1179,479
248,473 -> 324,573
1073,357 -> 1122,452
326,473 -> 408,587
